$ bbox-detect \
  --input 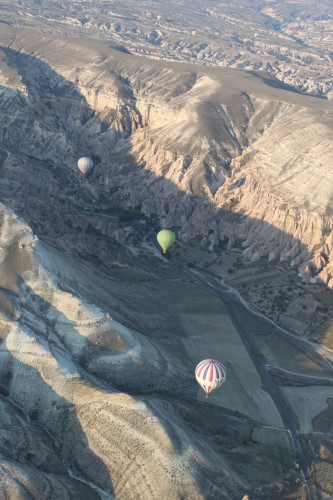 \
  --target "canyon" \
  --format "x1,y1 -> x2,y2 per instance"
0,5 -> 332,500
